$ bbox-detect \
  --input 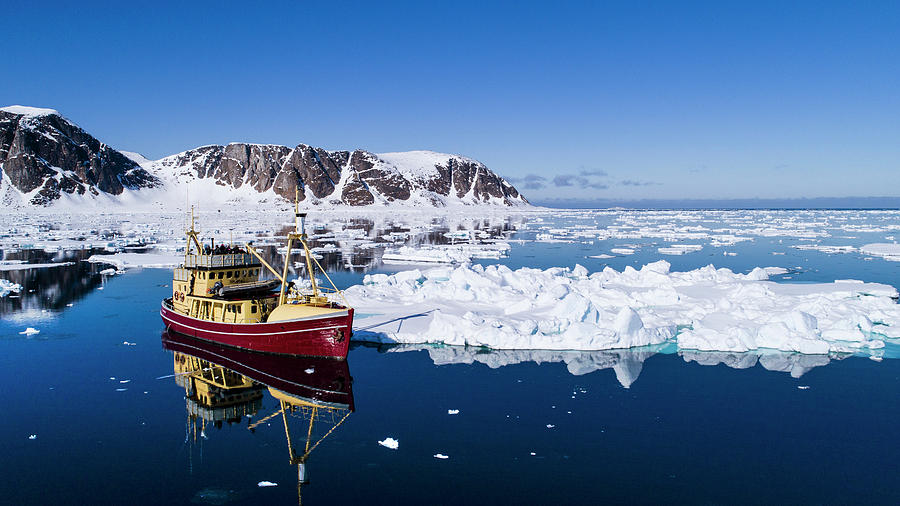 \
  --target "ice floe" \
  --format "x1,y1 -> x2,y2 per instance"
257,481 -> 278,487
860,243 -> 900,262
86,252 -> 181,269
348,260 -> 899,355
378,437 -> 399,449
433,453 -> 449,459
19,327 -> 40,336
1,279 -> 22,297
